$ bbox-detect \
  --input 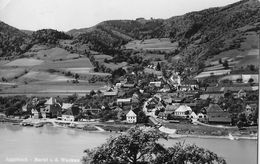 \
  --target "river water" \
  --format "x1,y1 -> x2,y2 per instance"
0,123 -> 257,164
